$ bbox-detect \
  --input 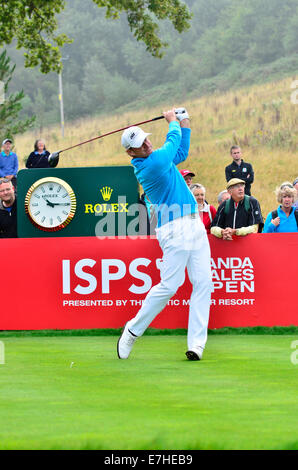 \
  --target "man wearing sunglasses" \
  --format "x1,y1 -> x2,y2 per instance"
0,178 -> 17,238
225,146 -> 254,196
